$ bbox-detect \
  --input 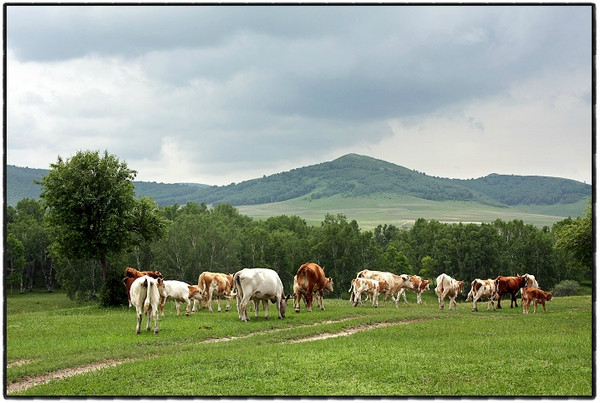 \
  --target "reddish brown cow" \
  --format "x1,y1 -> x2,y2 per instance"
294,263 -> 333,313
521,287 -> 553,314
123,267 -> 164,307
494,275 -> 527,309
